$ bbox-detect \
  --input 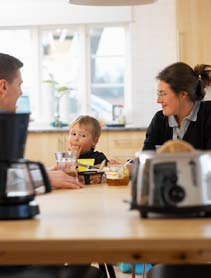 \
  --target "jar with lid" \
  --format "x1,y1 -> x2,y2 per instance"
105,164 -> 129,186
